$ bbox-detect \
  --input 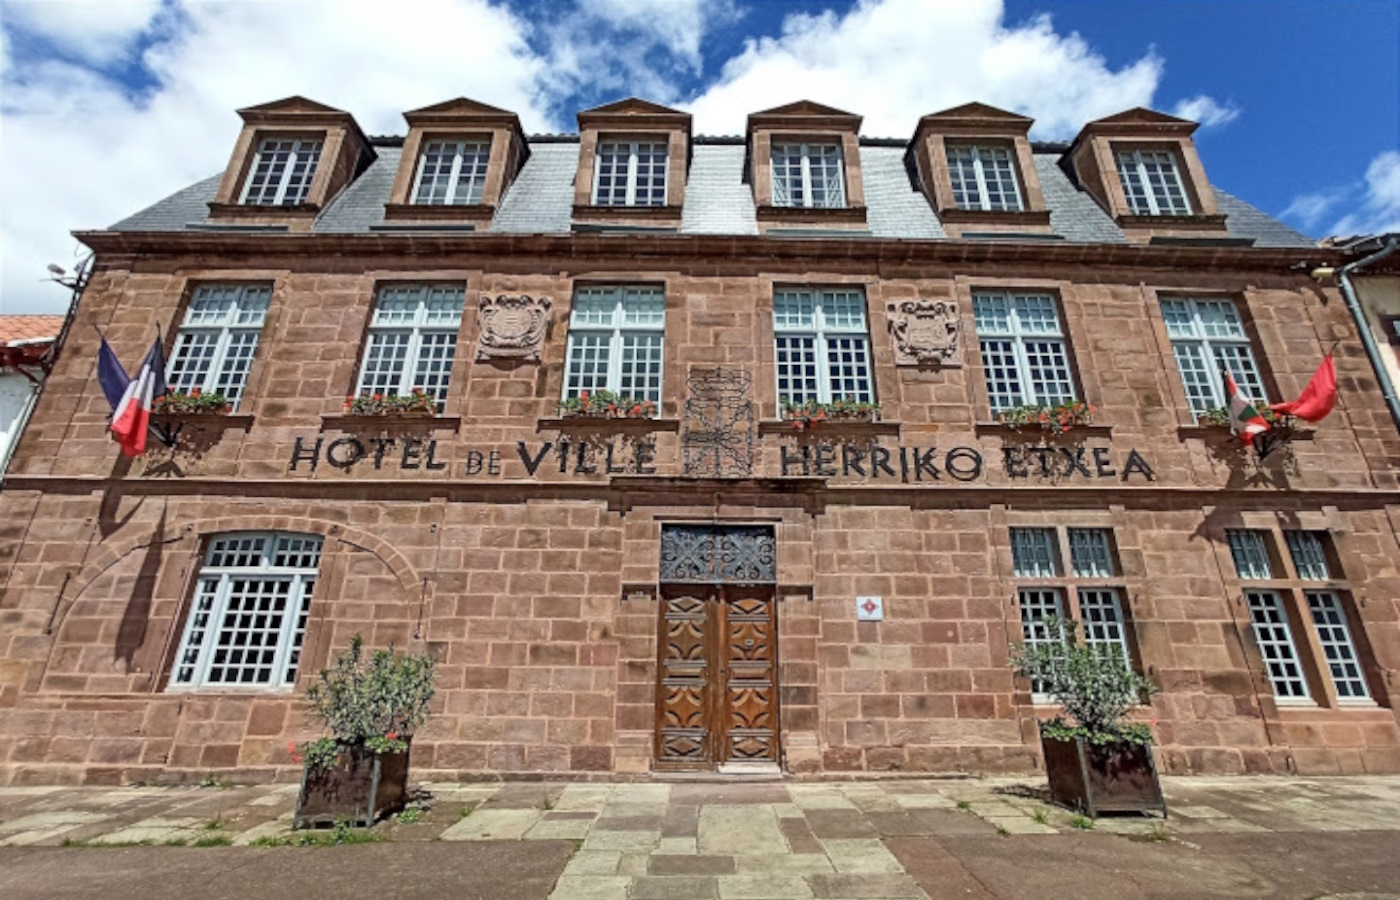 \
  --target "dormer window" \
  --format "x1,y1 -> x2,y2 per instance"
948,144 -> 1023,212
413,138 -> 491,205
240,137 -> 323,206
771,142 -> 845,209
1115,148 -> 1191,216
593,140 -> 668,207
